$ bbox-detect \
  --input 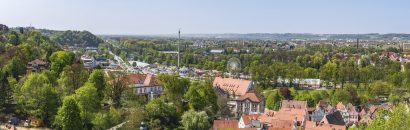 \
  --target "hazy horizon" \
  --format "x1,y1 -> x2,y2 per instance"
1,0 -> 410,35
